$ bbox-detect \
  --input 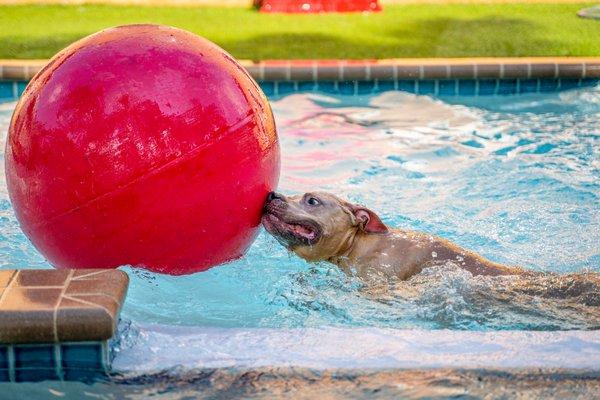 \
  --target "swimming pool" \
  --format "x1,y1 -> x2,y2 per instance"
1,83 -> 599,396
